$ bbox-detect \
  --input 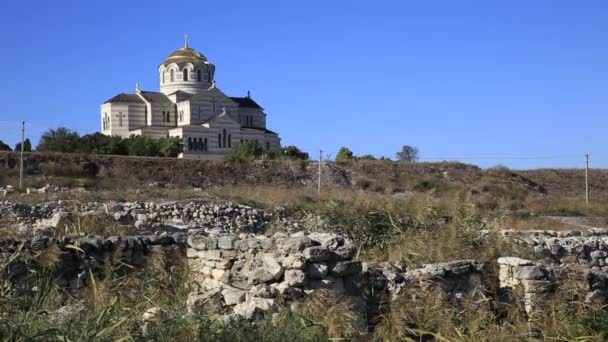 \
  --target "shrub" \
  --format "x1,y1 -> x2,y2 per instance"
0,140 -> 12,151
14,138 -> 32,152
225,141 -> 265,162
269,145 -> 309,160
396,145 -> 419,162
37,127 -> 80,152
336,147 -> 354,163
